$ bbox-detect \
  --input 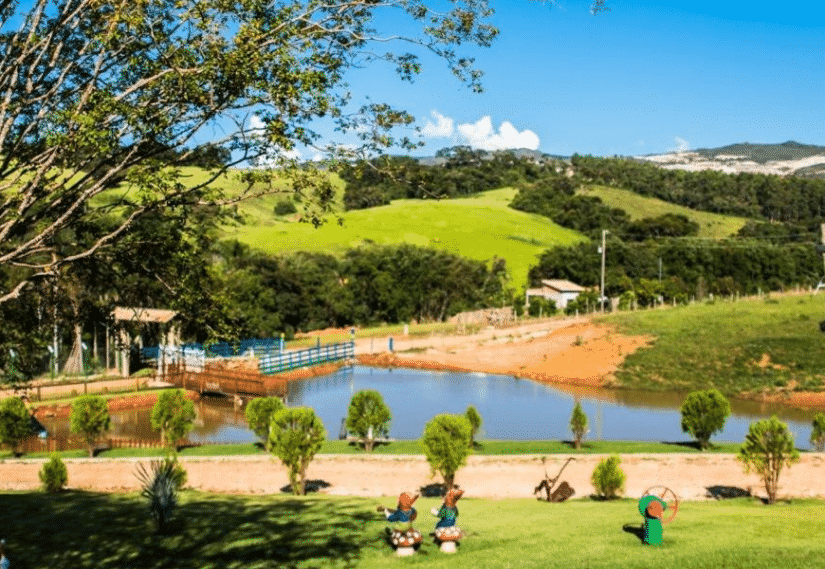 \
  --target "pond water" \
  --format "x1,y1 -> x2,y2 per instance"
40,366 -> 825,449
